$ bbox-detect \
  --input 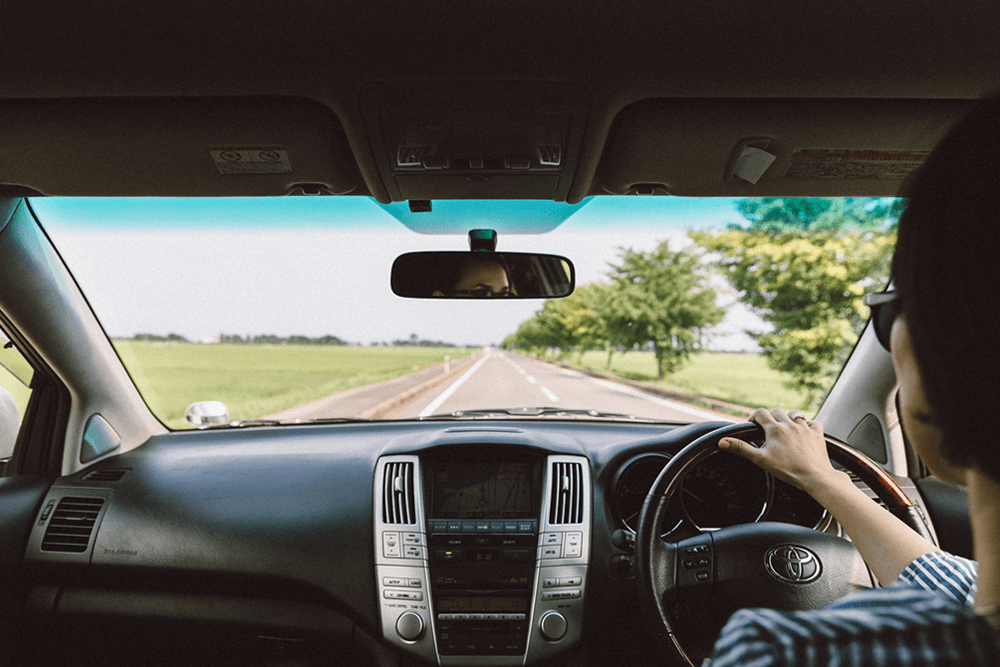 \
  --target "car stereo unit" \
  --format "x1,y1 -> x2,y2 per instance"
374,451 -> 591,665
